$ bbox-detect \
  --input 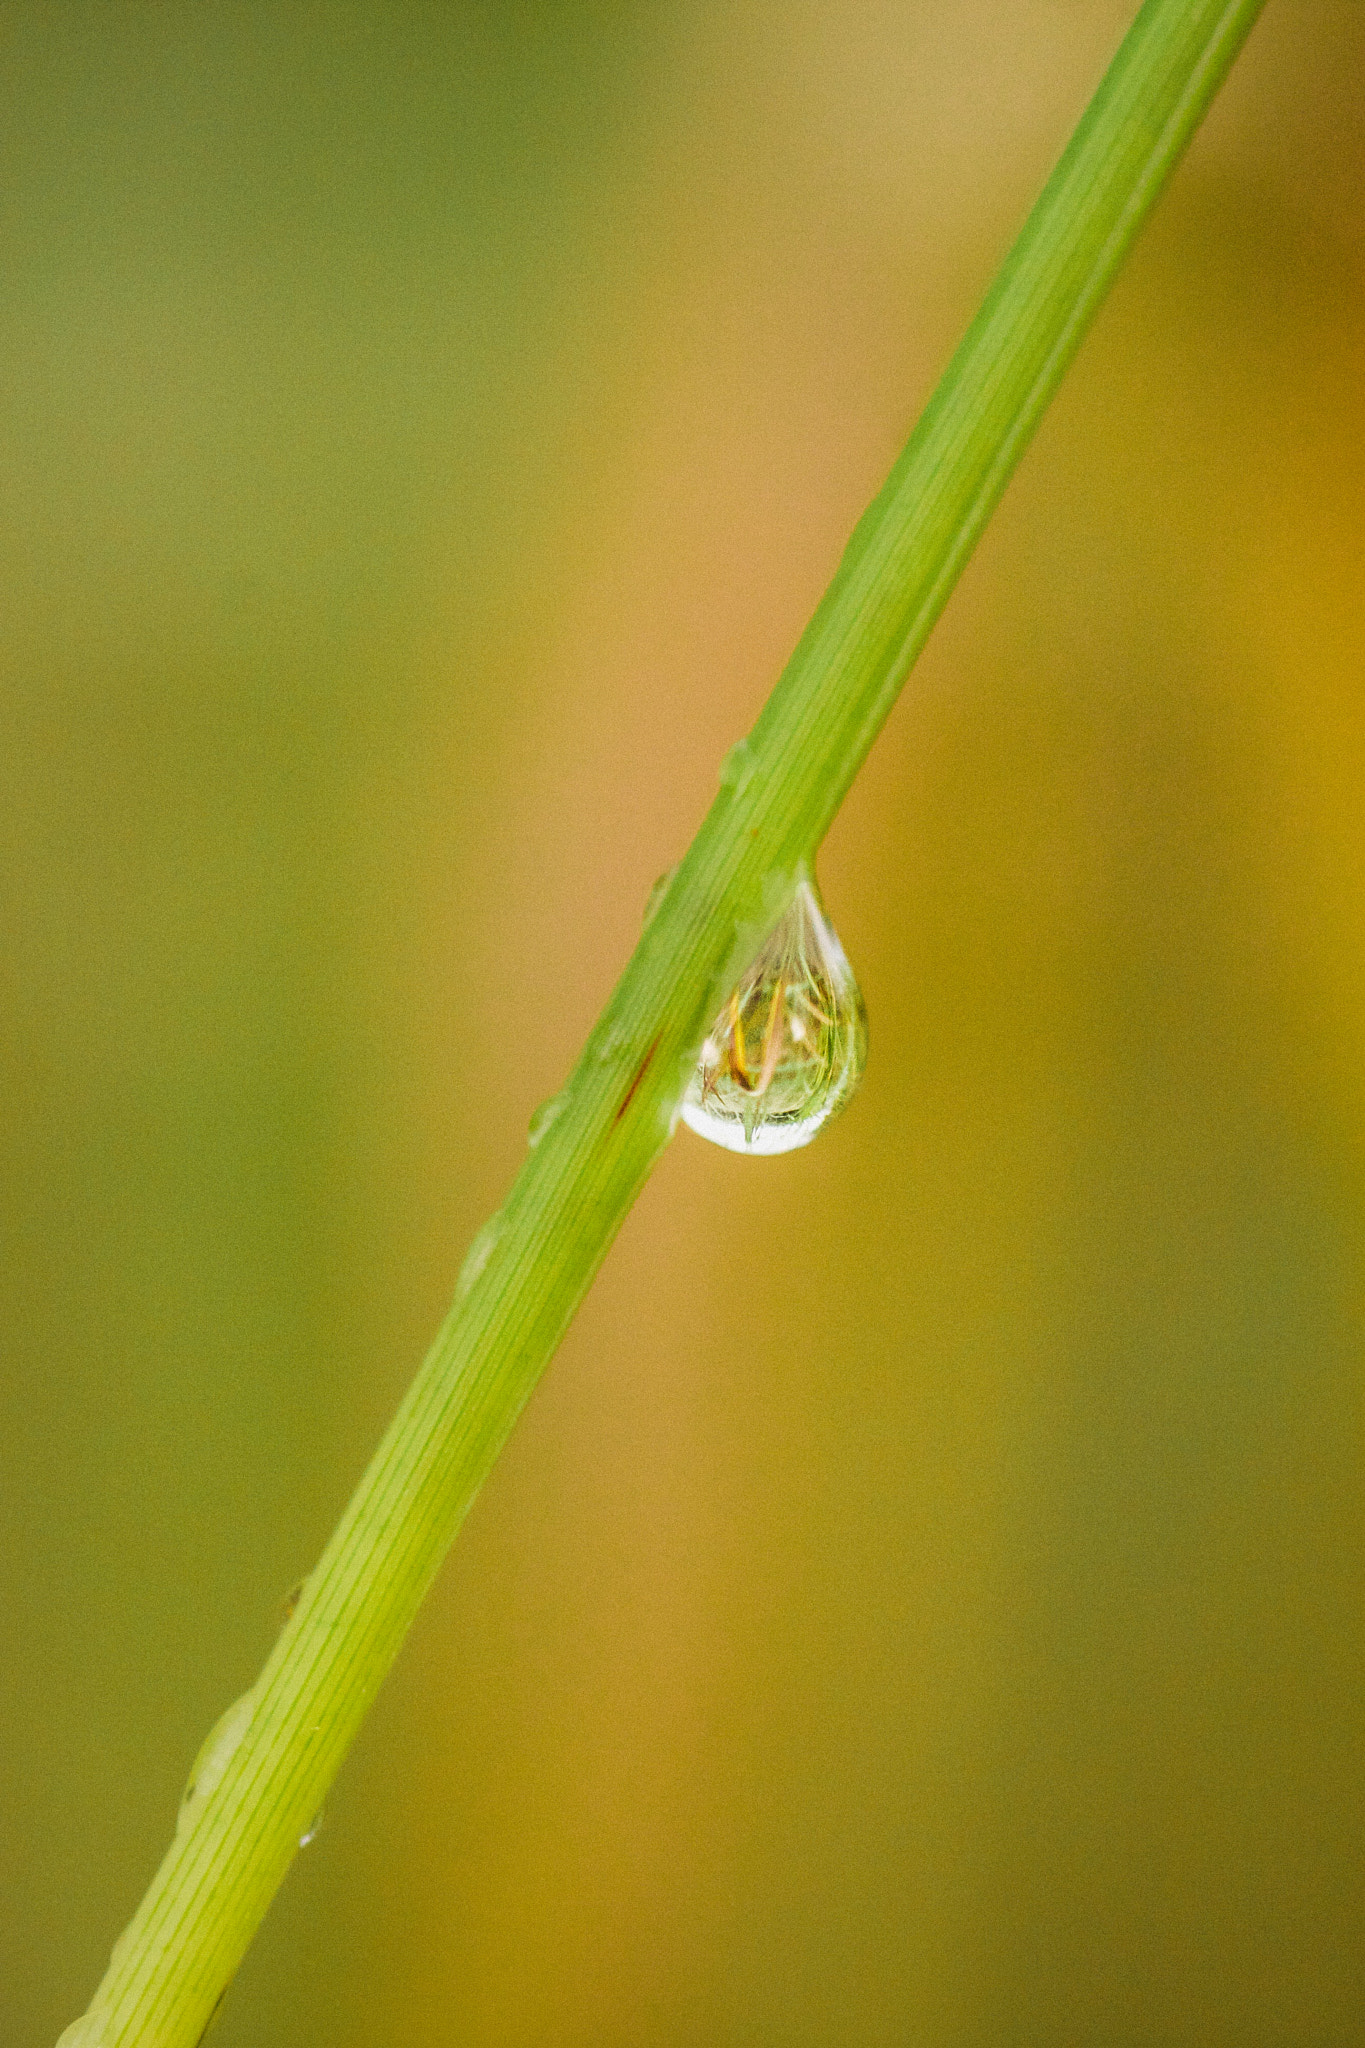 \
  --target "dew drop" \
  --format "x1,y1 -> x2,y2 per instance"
56,2016 -> 107,2048
680,872 -> 866,1156
298,1806 -> 326,1849
593,1022 -> 630,1065
527,1090 -> 568,1150
642,865 -> 677,929
455,1211 -> 503,1300
718,737 -> 755,796
178,1688 -> 257,1834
